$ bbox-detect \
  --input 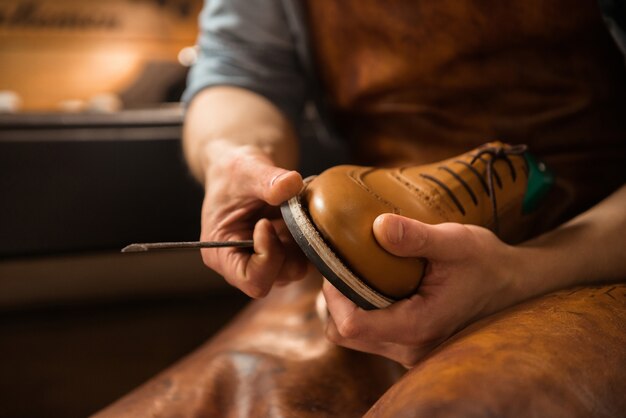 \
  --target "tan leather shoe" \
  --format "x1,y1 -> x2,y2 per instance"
281,142 -> 552,309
